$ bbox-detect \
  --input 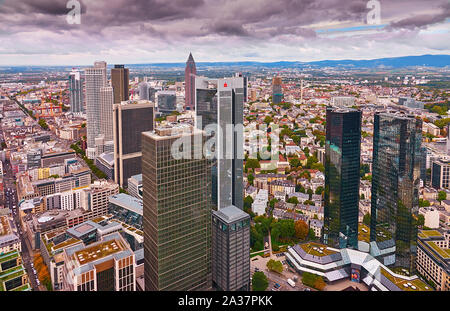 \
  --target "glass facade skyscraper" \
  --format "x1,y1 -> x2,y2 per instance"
323,107 -> 361,249
370,113 -> 422,273
195,76 -> 244,210
142,127 -> 212,291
